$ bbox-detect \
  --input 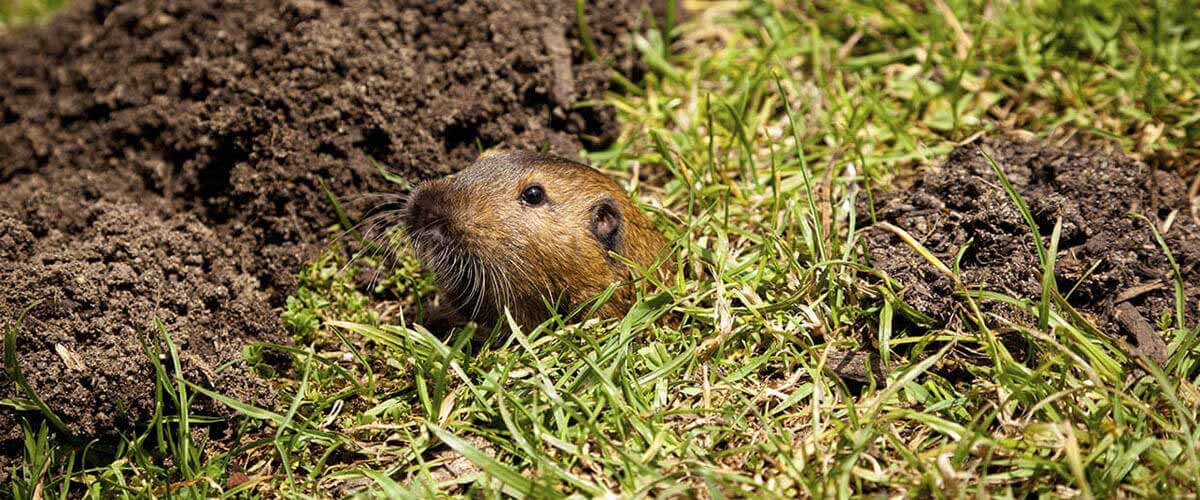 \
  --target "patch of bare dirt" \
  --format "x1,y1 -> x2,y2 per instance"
866,136 -> 1199,360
